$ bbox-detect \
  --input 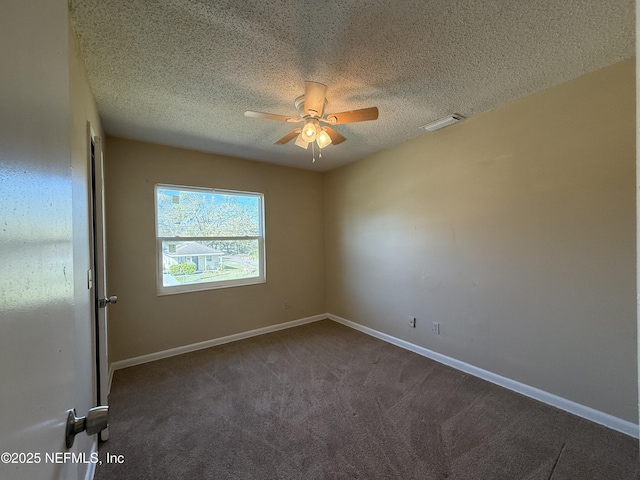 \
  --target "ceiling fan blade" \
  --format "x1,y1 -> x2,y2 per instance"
322,126 -> 346,145
304,82 -> 327,117
325,106 -> 379,125
244,111 -> 299,122
274,129 -> 301,145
